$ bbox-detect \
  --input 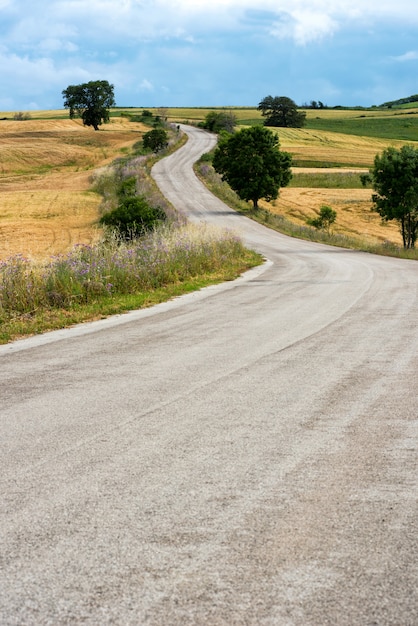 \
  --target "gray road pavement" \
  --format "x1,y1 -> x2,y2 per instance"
0,126 -> 417,625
